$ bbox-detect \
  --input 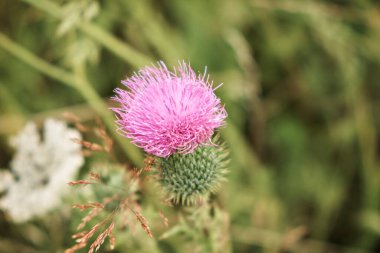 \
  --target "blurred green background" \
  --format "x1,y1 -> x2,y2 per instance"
0,0 -> 379,252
